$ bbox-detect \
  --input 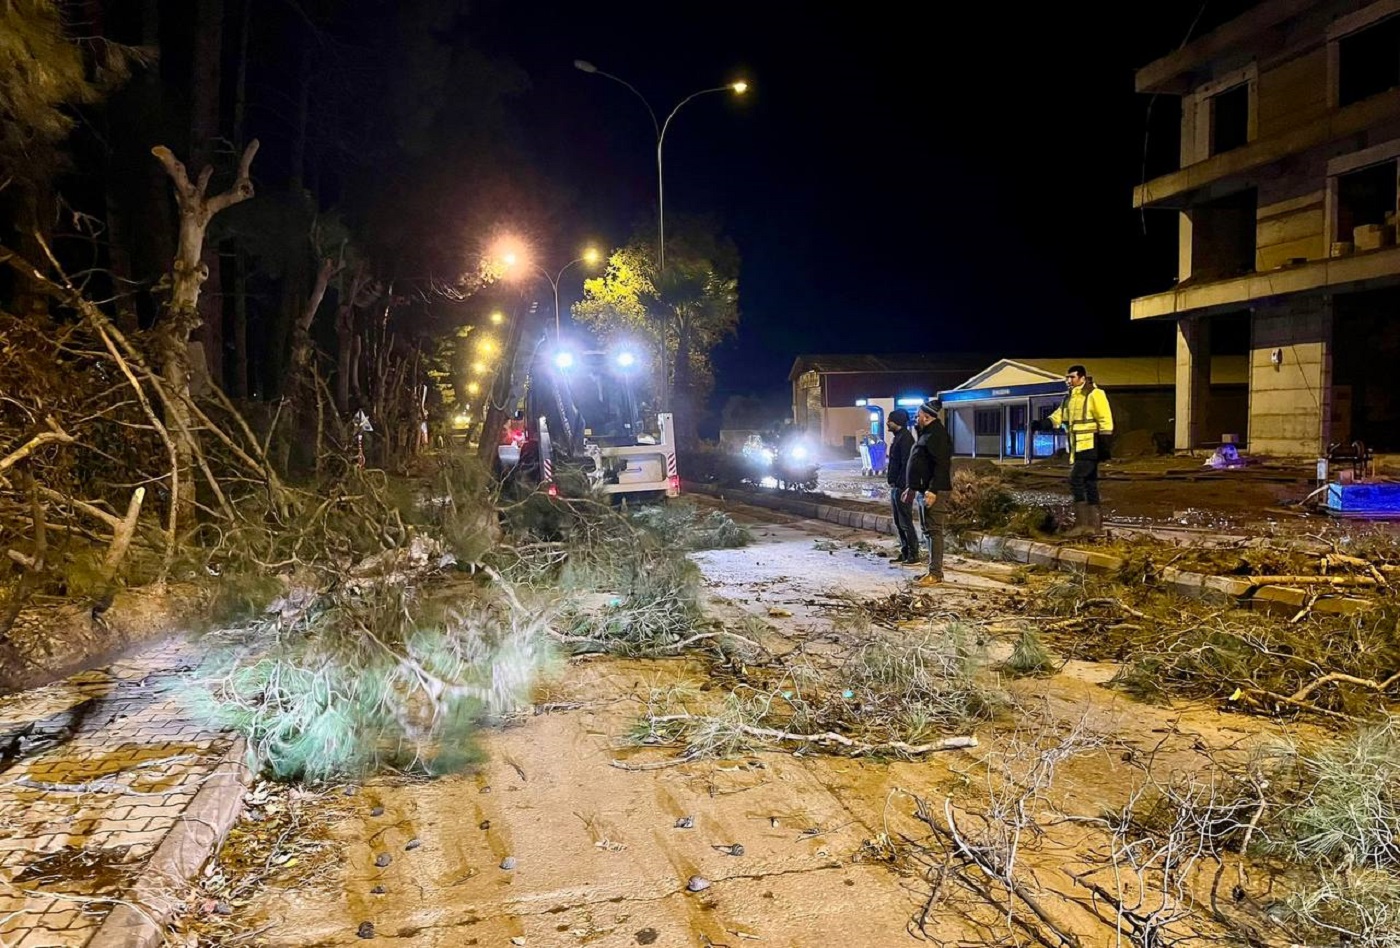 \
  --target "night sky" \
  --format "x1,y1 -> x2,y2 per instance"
480,1 -> 1263,408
